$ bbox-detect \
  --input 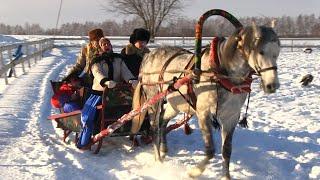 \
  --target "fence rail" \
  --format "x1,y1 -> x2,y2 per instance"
0,39 -> 54,84
52,36 -> 320,50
